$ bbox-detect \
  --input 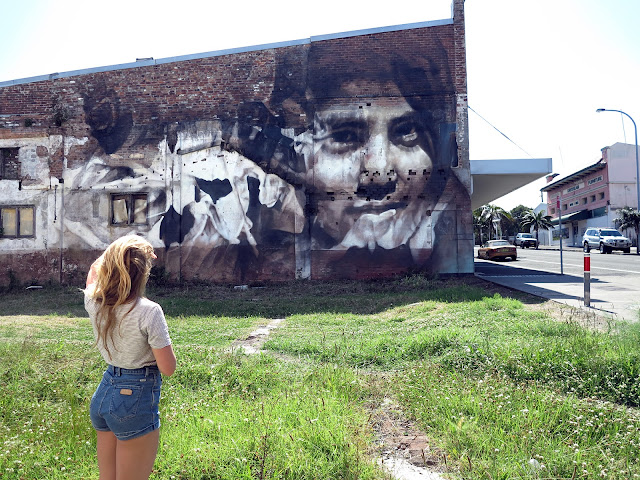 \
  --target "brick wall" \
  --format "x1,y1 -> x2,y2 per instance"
0,13 -> 473,286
